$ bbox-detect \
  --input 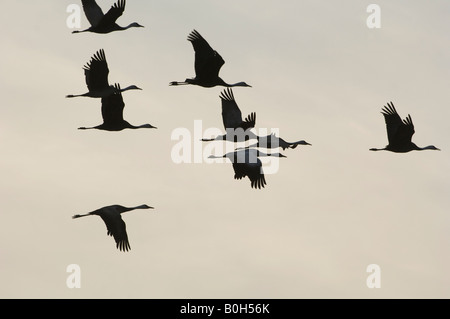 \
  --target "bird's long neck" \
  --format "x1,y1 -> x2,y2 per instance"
125,23 -> 139,30
369,147 -> 386,151
120,85 -> 141,92
221,79 -> 250,88
66,93 -> 89,98
72,212 -> 93,219
202,135 -> 225,142
72,29 -> 89,34
169,79 -> 194,86
208,154 -> 228,159
288,140 -> 311,149
127,123 -> 156,129
417,145 -> 439,151
121,205 -> 152,213
117,23 -> 143,31
229,82 -> 248,87
78,125 -> 102,130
